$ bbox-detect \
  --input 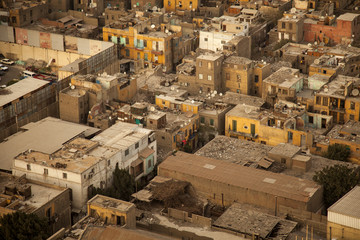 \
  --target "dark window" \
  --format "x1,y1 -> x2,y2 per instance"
63,173 -> 67,179
210,119 -> 214,126
226,73 -> 230,80
254,75 -> 259,83
125,149 -> 129,156
282,22 -> 285,28
27,164 -> 31,170
44,168 -> 48,175
200,117 -> 205,123
135,142 -> 139,149
350,101 -> 355,110
350,114 -> 355,120
309,116 -> 314,124
11,17 -> 16,23
316,96 -> 321,105
323,97 -> 328,106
